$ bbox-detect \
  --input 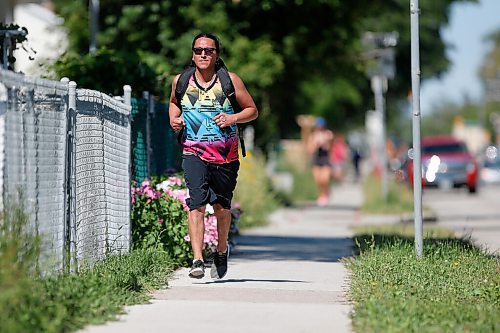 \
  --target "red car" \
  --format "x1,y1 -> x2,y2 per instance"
407,136 -> 479,193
